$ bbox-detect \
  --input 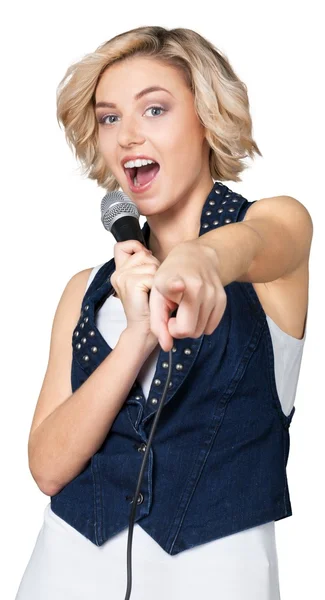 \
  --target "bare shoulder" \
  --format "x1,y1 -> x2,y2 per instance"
48,267 -> 95,349
243,196 -> 312,340
28,266 -> 94,443
60,267 -> 94,315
